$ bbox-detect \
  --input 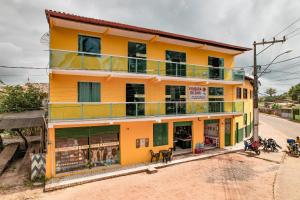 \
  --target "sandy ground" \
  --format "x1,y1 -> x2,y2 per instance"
1,153 -> 279,200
